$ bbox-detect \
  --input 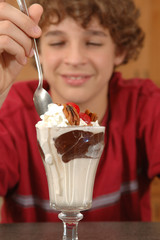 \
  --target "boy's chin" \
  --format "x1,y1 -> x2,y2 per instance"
62,93 -> 90,105
52,87 -> 93,105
